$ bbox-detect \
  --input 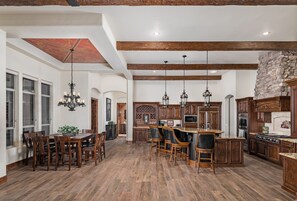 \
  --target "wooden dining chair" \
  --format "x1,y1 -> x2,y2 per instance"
100,132 -> 106,160
23,132 -> 37,165
82,133 -> 101,166
54,136 -> 76,171
34,135 -> 53,171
